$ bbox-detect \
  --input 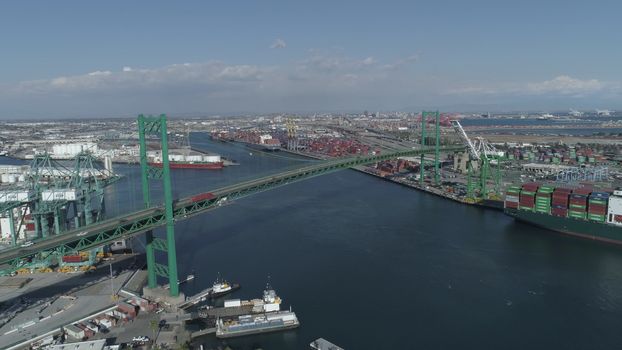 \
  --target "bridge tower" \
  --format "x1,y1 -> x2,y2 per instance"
419,112 -> 426,186
138,114 -> 180,297
433,111 -> 441,185
286,118 -> 298,151
420,111 -> 441,186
